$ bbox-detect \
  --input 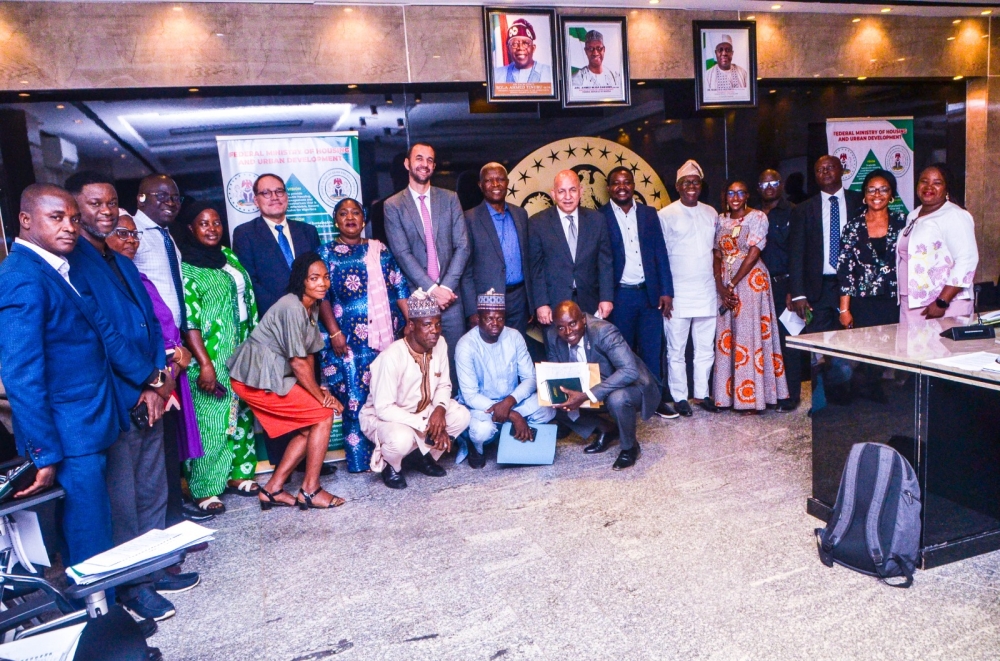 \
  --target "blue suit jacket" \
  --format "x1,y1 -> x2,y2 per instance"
68,239 -> 165,414
0,245 -> 153,466
600,202 -> 674,306
232,217 -> 320,316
